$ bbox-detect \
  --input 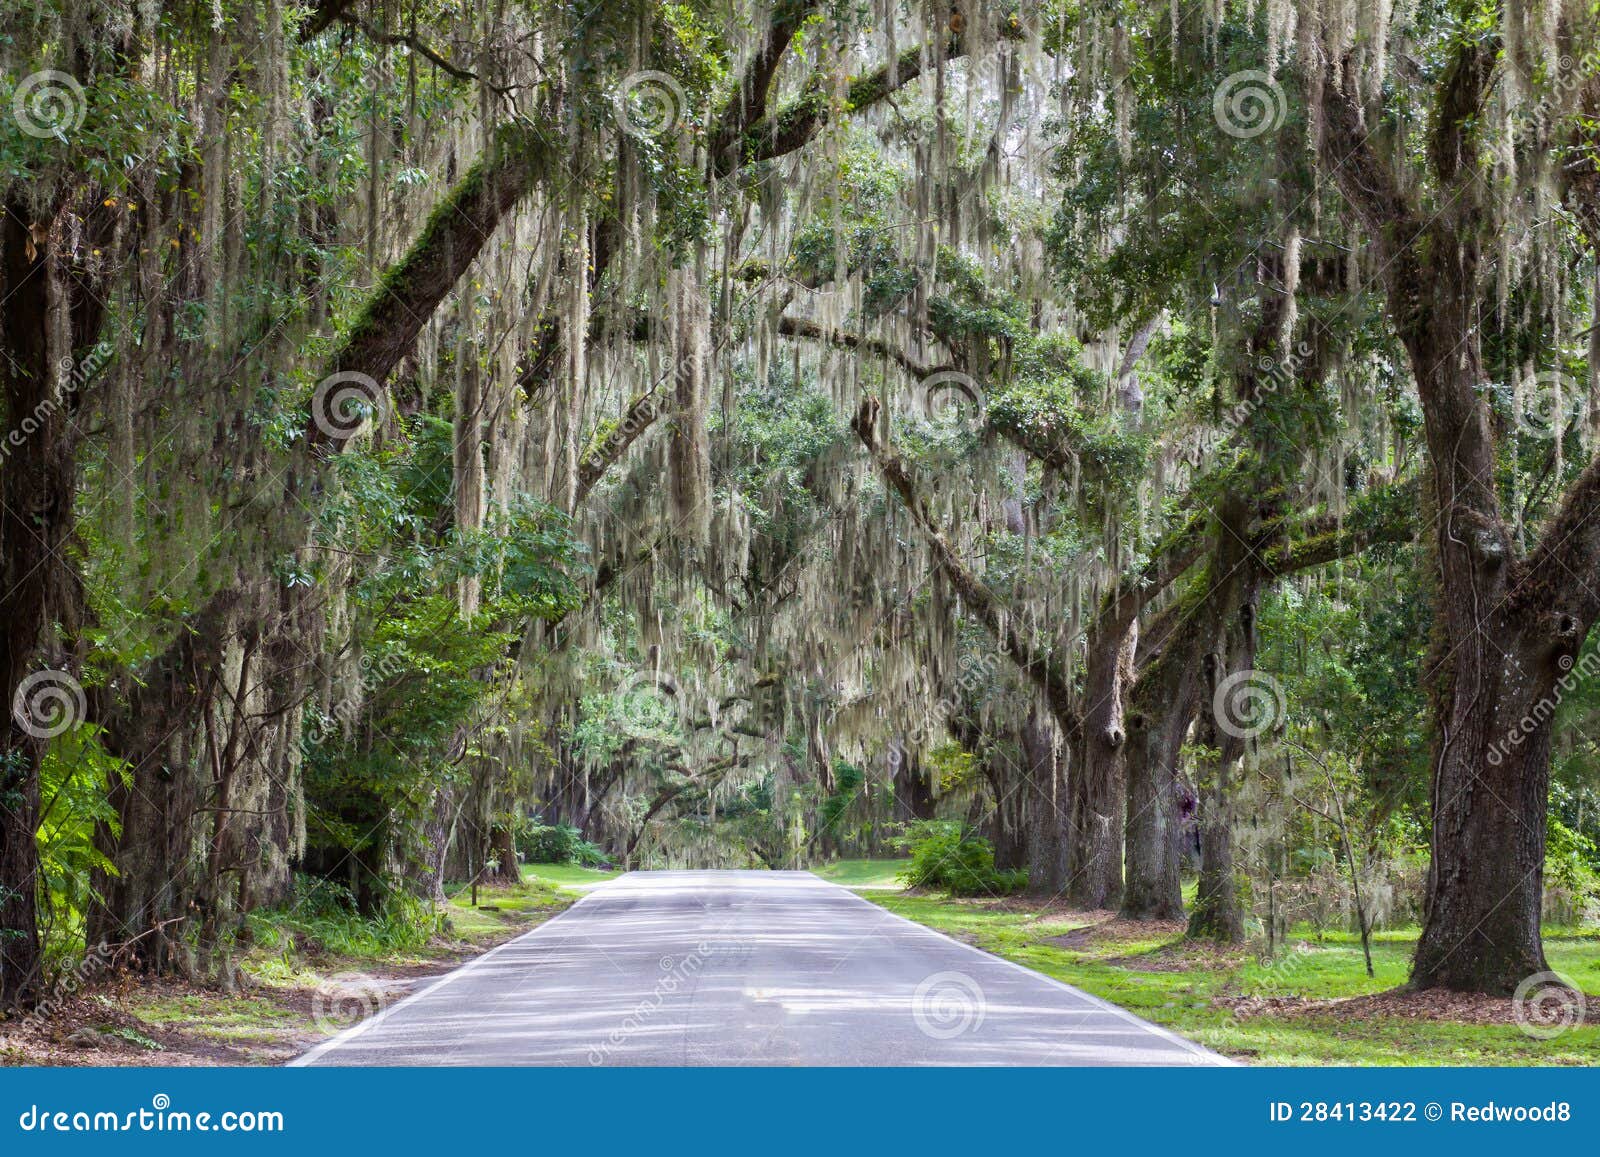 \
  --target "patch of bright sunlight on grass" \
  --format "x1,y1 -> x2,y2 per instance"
520,862 -> 625,891
810,859 -> 911,889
